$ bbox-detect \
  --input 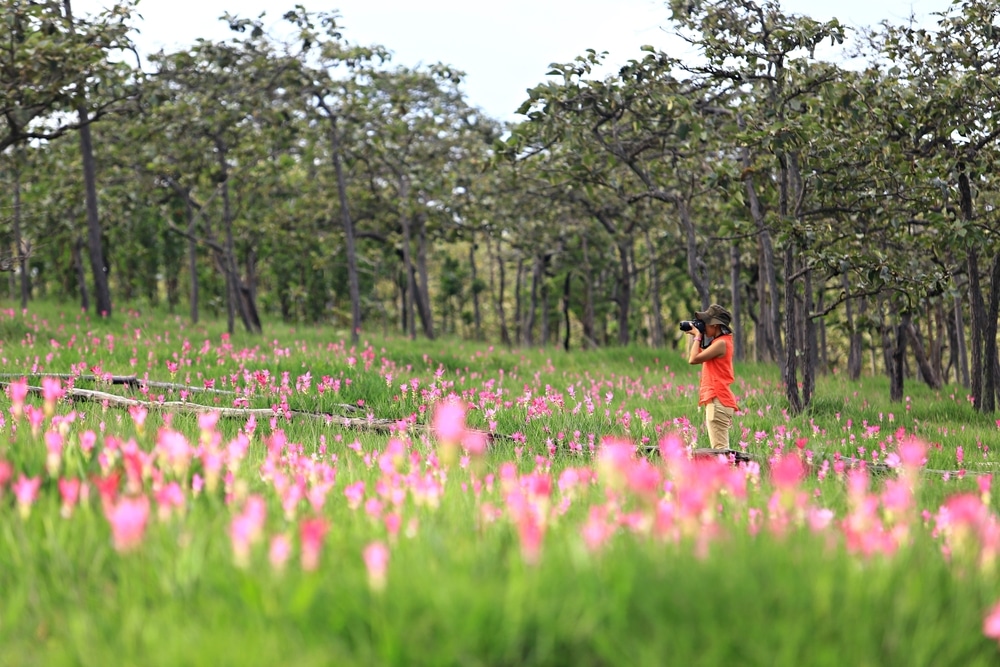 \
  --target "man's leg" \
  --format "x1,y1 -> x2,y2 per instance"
706,398 -> 733,449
